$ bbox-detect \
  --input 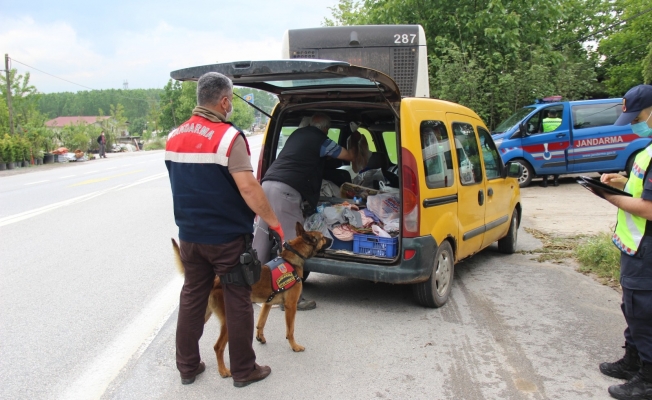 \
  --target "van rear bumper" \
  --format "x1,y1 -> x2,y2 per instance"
304,235 -> 437,284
